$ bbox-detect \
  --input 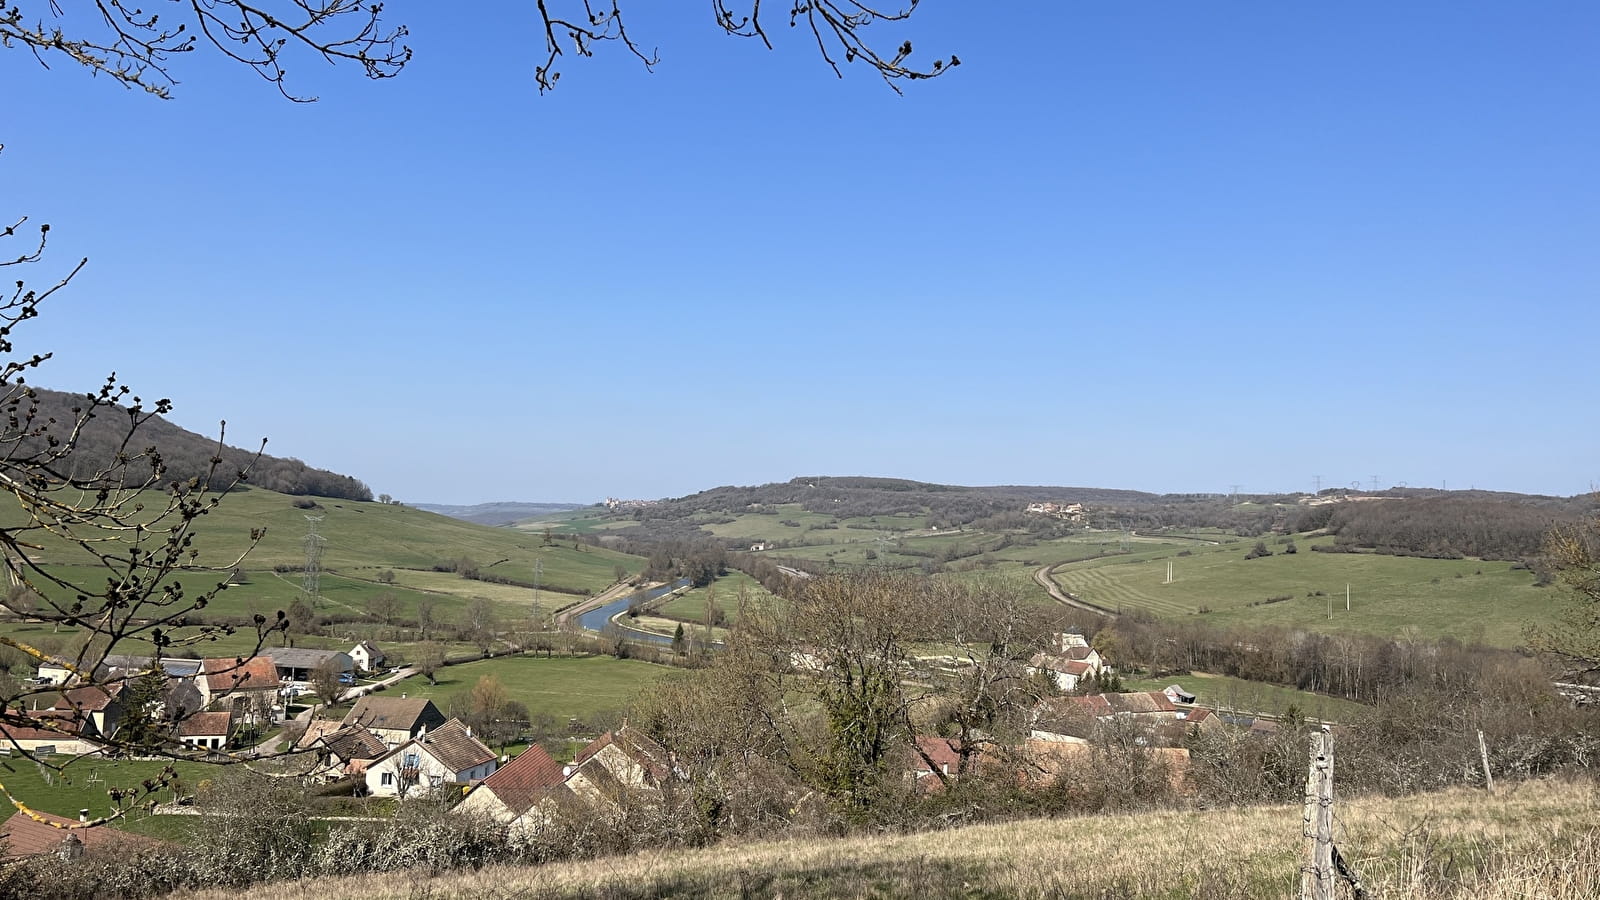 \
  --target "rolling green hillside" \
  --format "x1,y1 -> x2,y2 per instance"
1050,535 -> 1557,645
0,487 -> 646,658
